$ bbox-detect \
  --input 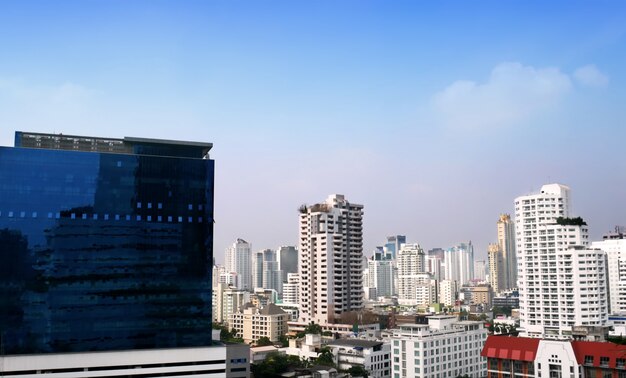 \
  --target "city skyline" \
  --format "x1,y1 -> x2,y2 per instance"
1,2 -> 625,262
